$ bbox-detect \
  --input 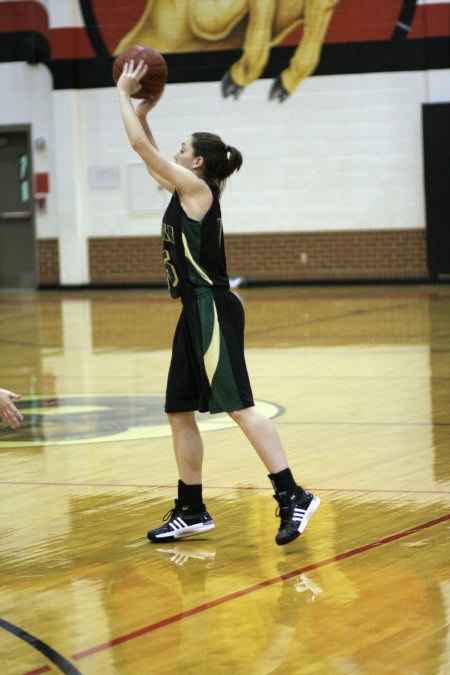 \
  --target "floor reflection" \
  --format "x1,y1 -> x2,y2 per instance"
0,285 -> 448,674
0,488 -> 448,672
